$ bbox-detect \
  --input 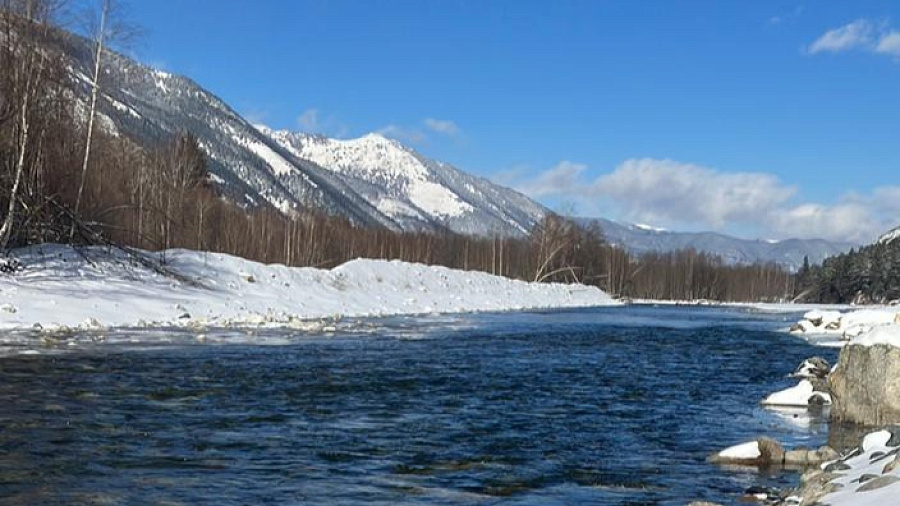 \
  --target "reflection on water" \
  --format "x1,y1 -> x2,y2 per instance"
0,306 -> 839,505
